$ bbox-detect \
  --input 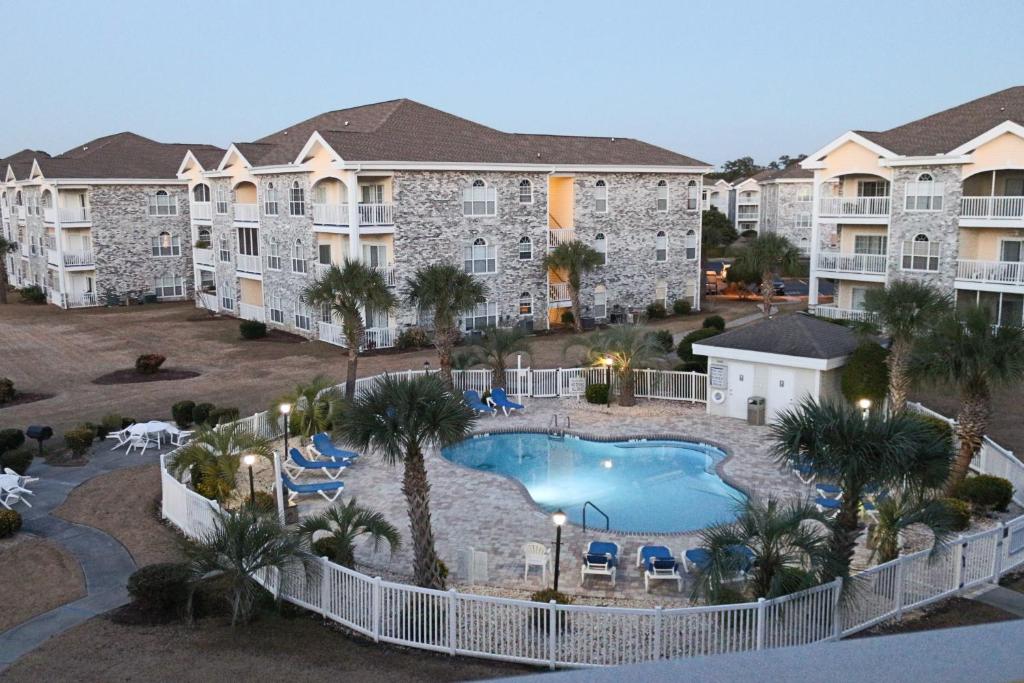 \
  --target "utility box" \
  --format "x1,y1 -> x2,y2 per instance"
747,397 -> 766,426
